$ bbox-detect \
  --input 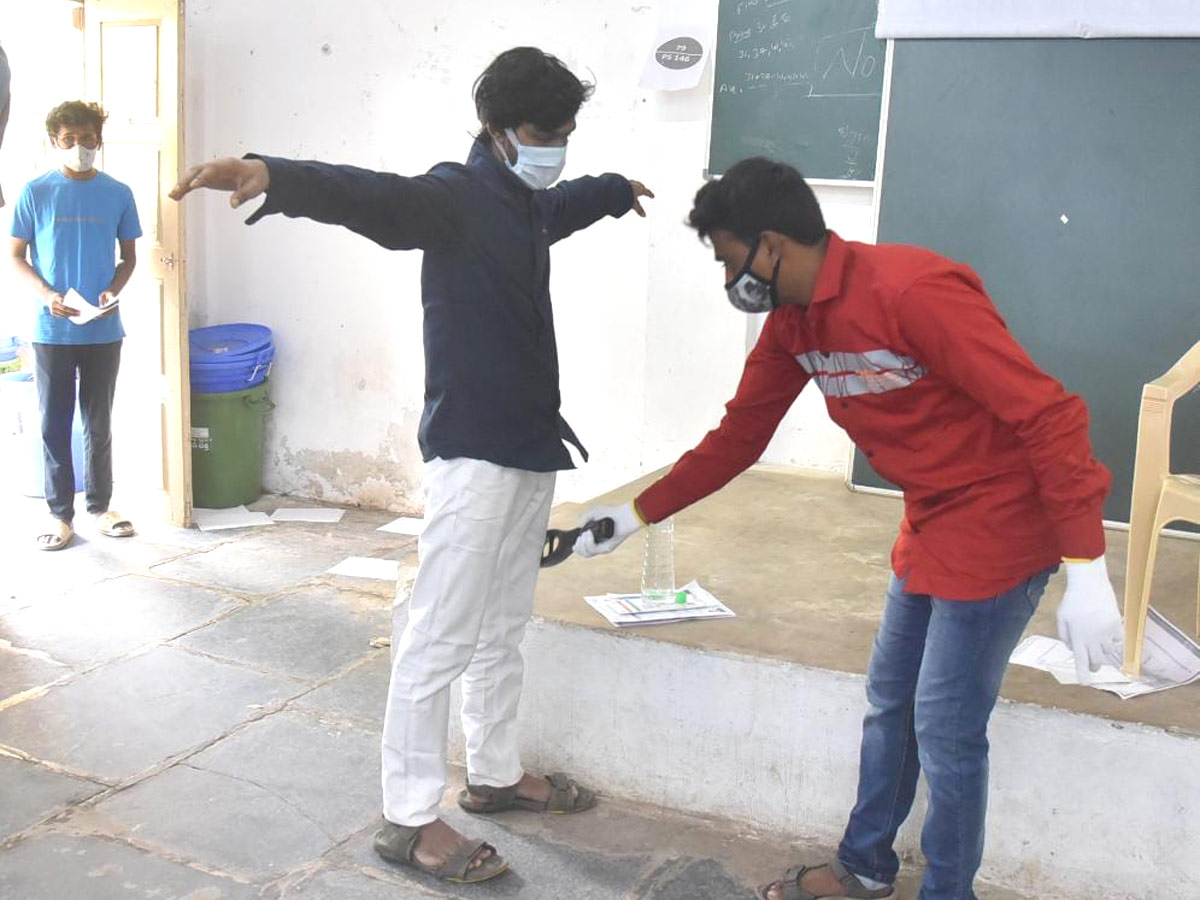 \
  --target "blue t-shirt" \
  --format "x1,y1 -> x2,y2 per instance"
10,170 -> 142,345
